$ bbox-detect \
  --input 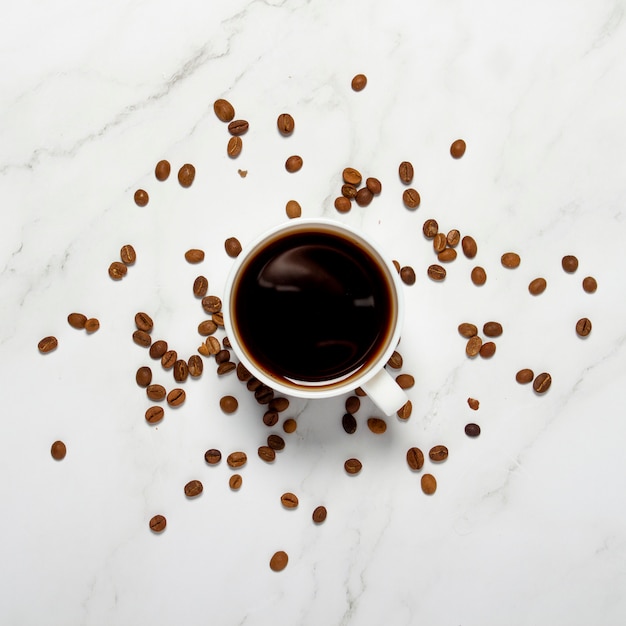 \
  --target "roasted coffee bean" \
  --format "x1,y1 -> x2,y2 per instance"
446,229 -> 461,247
214,98 -> 235,122
465,423 -> 481,437
342,167 -> 362,185
533,372 -> 552,394
132,330 -> 152,347
402,188 -> 420,209
236,361 -> 252,381
437,248 -> 457,263
50,440 -> 66,460
429,445 -> 448,462
400,266 -> 416,285
398,161 -> 414,184
149,514 -> 167,532
224,336 -> 232,346
458,323 -> 478,338
351,73 -> 367,91
38,336 -> 58,354
387,351 -> 403,369
483,322 -> 503,337
422,219 -> 439,239
281,492 -> 299,508
120,244 -> 136,265
229,474 -> 242,490
160,350 -> 177,369
67,313 -> 87,329
227,451 -> 247,468
184,479 -> 203,497
562,255 -> 579,273
269,397 -> 289,412
467,397 -> 480,410
217,361 -> 236,375
147,384 -> 166,401
220,395 -> 238,413
466,336 -> 482,357
134,189 -> 149,207
334,196 -> 352,213
155,159 -> 171,181
193,276 -> 209,298
366,177 -> 382,194
135,312 -> 153,332
355,387 -> 366,396
84,318 -> 100,333
173,360 -> 189,382
392,260 -> 401,273
263,411 -> 279,427
283,418 -> 297,433
212,312 -> 224,328
582,276 -> 597,293
246,377 -> 262,392
367,417 -> 387,434
254,385 -> 274,404
185,249 -> 205,264
421,474 -> 437,494
136,366 -> 152,387
461,236 -> 478,259
225,237 -> 242,258
516,368 -> 534,384
203,336 -> 220,355
285,155 -> 303,173
258,446 -> 276,463
178,163 -> 196,187
187,355 -> 203,378
450,139 -> 466,158
267,434 -> 285,451
227,136 -> 243,158
355,187 -> 374,207
345,395 -> 361,414
215,349 -> 230,364
269,550 -> 289,572
145,406 -> 164,424
528,277 -> 547,295
198,320 -> 218,336
342,413 -> 357,434
277,113 -> 295,136
501,252 -> 521,268
285,199 -> 302,219
344,458 -> 362,475
471,266 -> 487,286
340,180 -> 357,197
167,388 -> 186,407
397,400 -> 412,419
576,317 -> 592,337
396,374 -> 415,389
201,295 -> 222,314
204,449 -> 222,465
428,264 -> 446,281
312,505 -> 327,524
479,342 -> 496,358
406,447 -> 424,470
108,261 -> 127,280
228,119 -> 249,136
